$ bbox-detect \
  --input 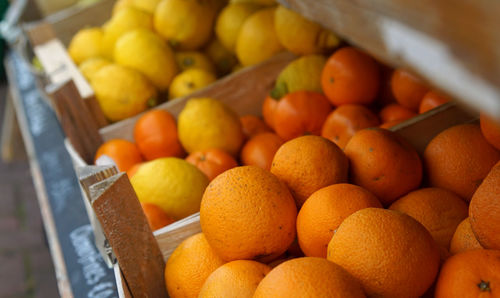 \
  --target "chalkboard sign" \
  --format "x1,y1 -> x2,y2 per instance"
6,50 -> 117,298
